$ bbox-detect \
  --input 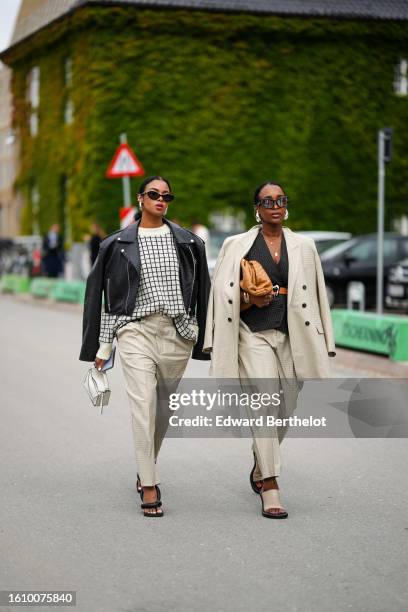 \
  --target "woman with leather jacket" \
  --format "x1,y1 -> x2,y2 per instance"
79,176 -> 211,517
